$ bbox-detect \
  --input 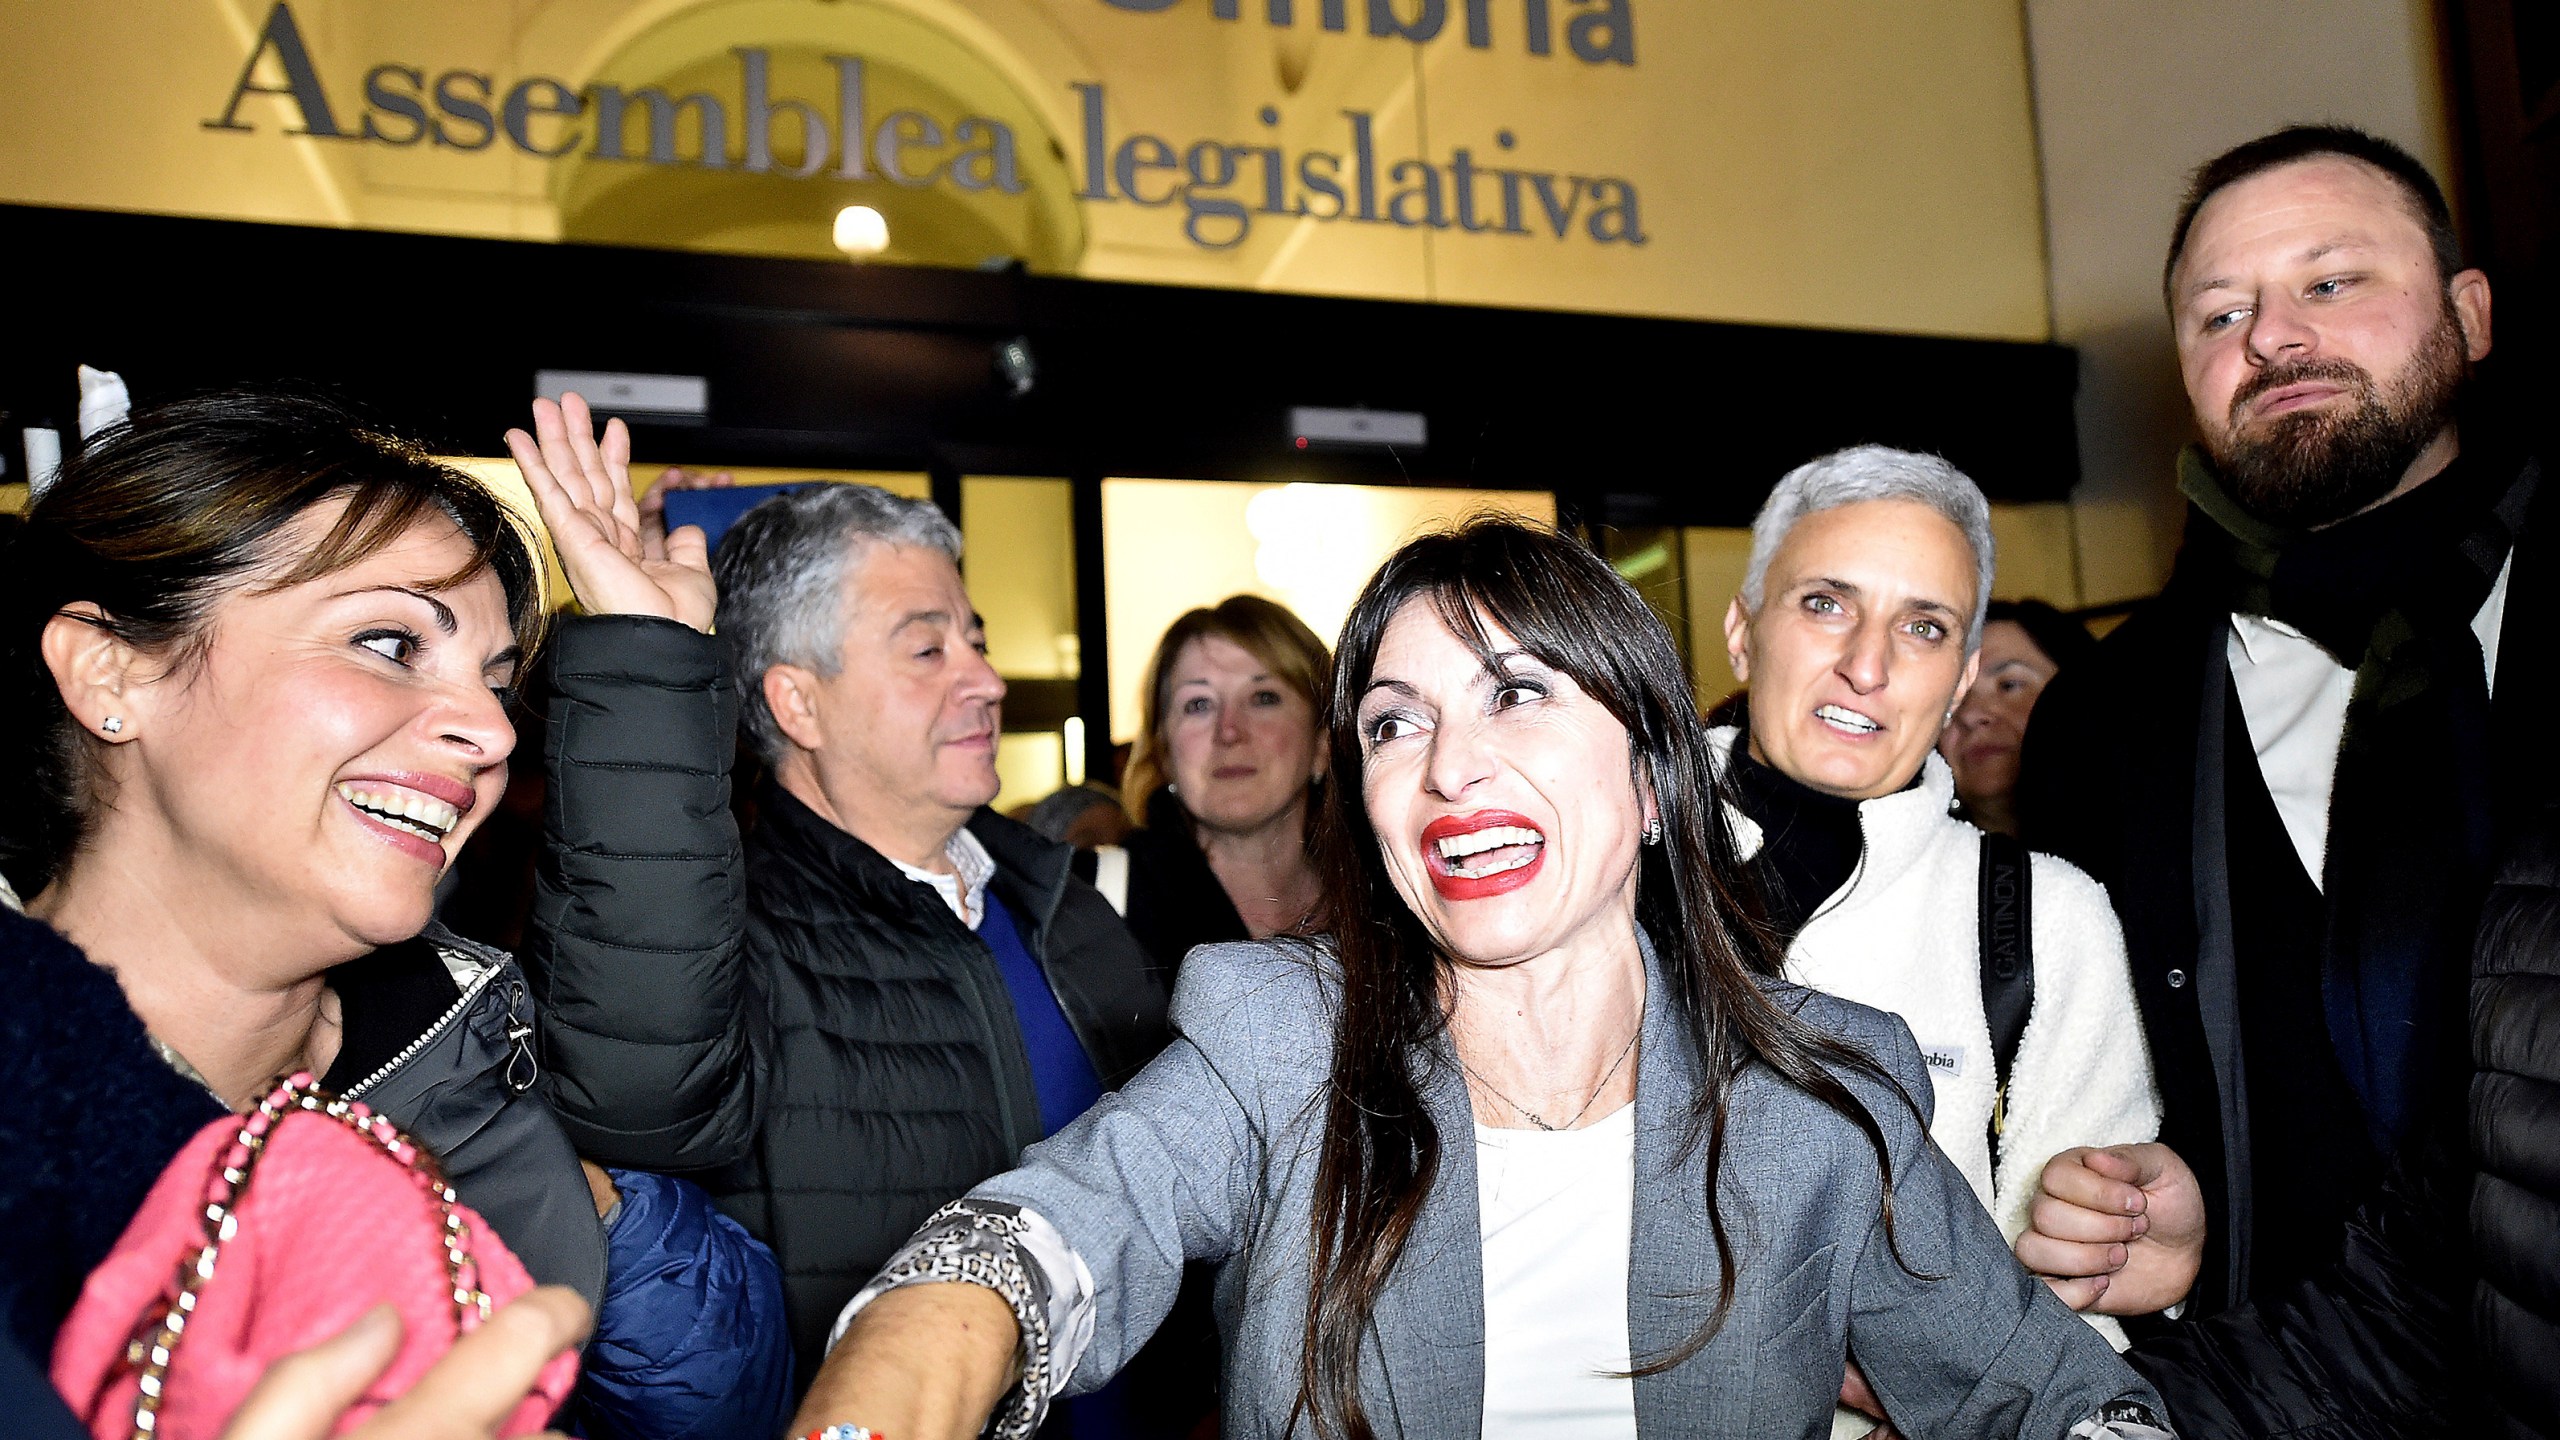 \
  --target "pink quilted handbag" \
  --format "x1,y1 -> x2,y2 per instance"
48,1071 -> 579,1439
